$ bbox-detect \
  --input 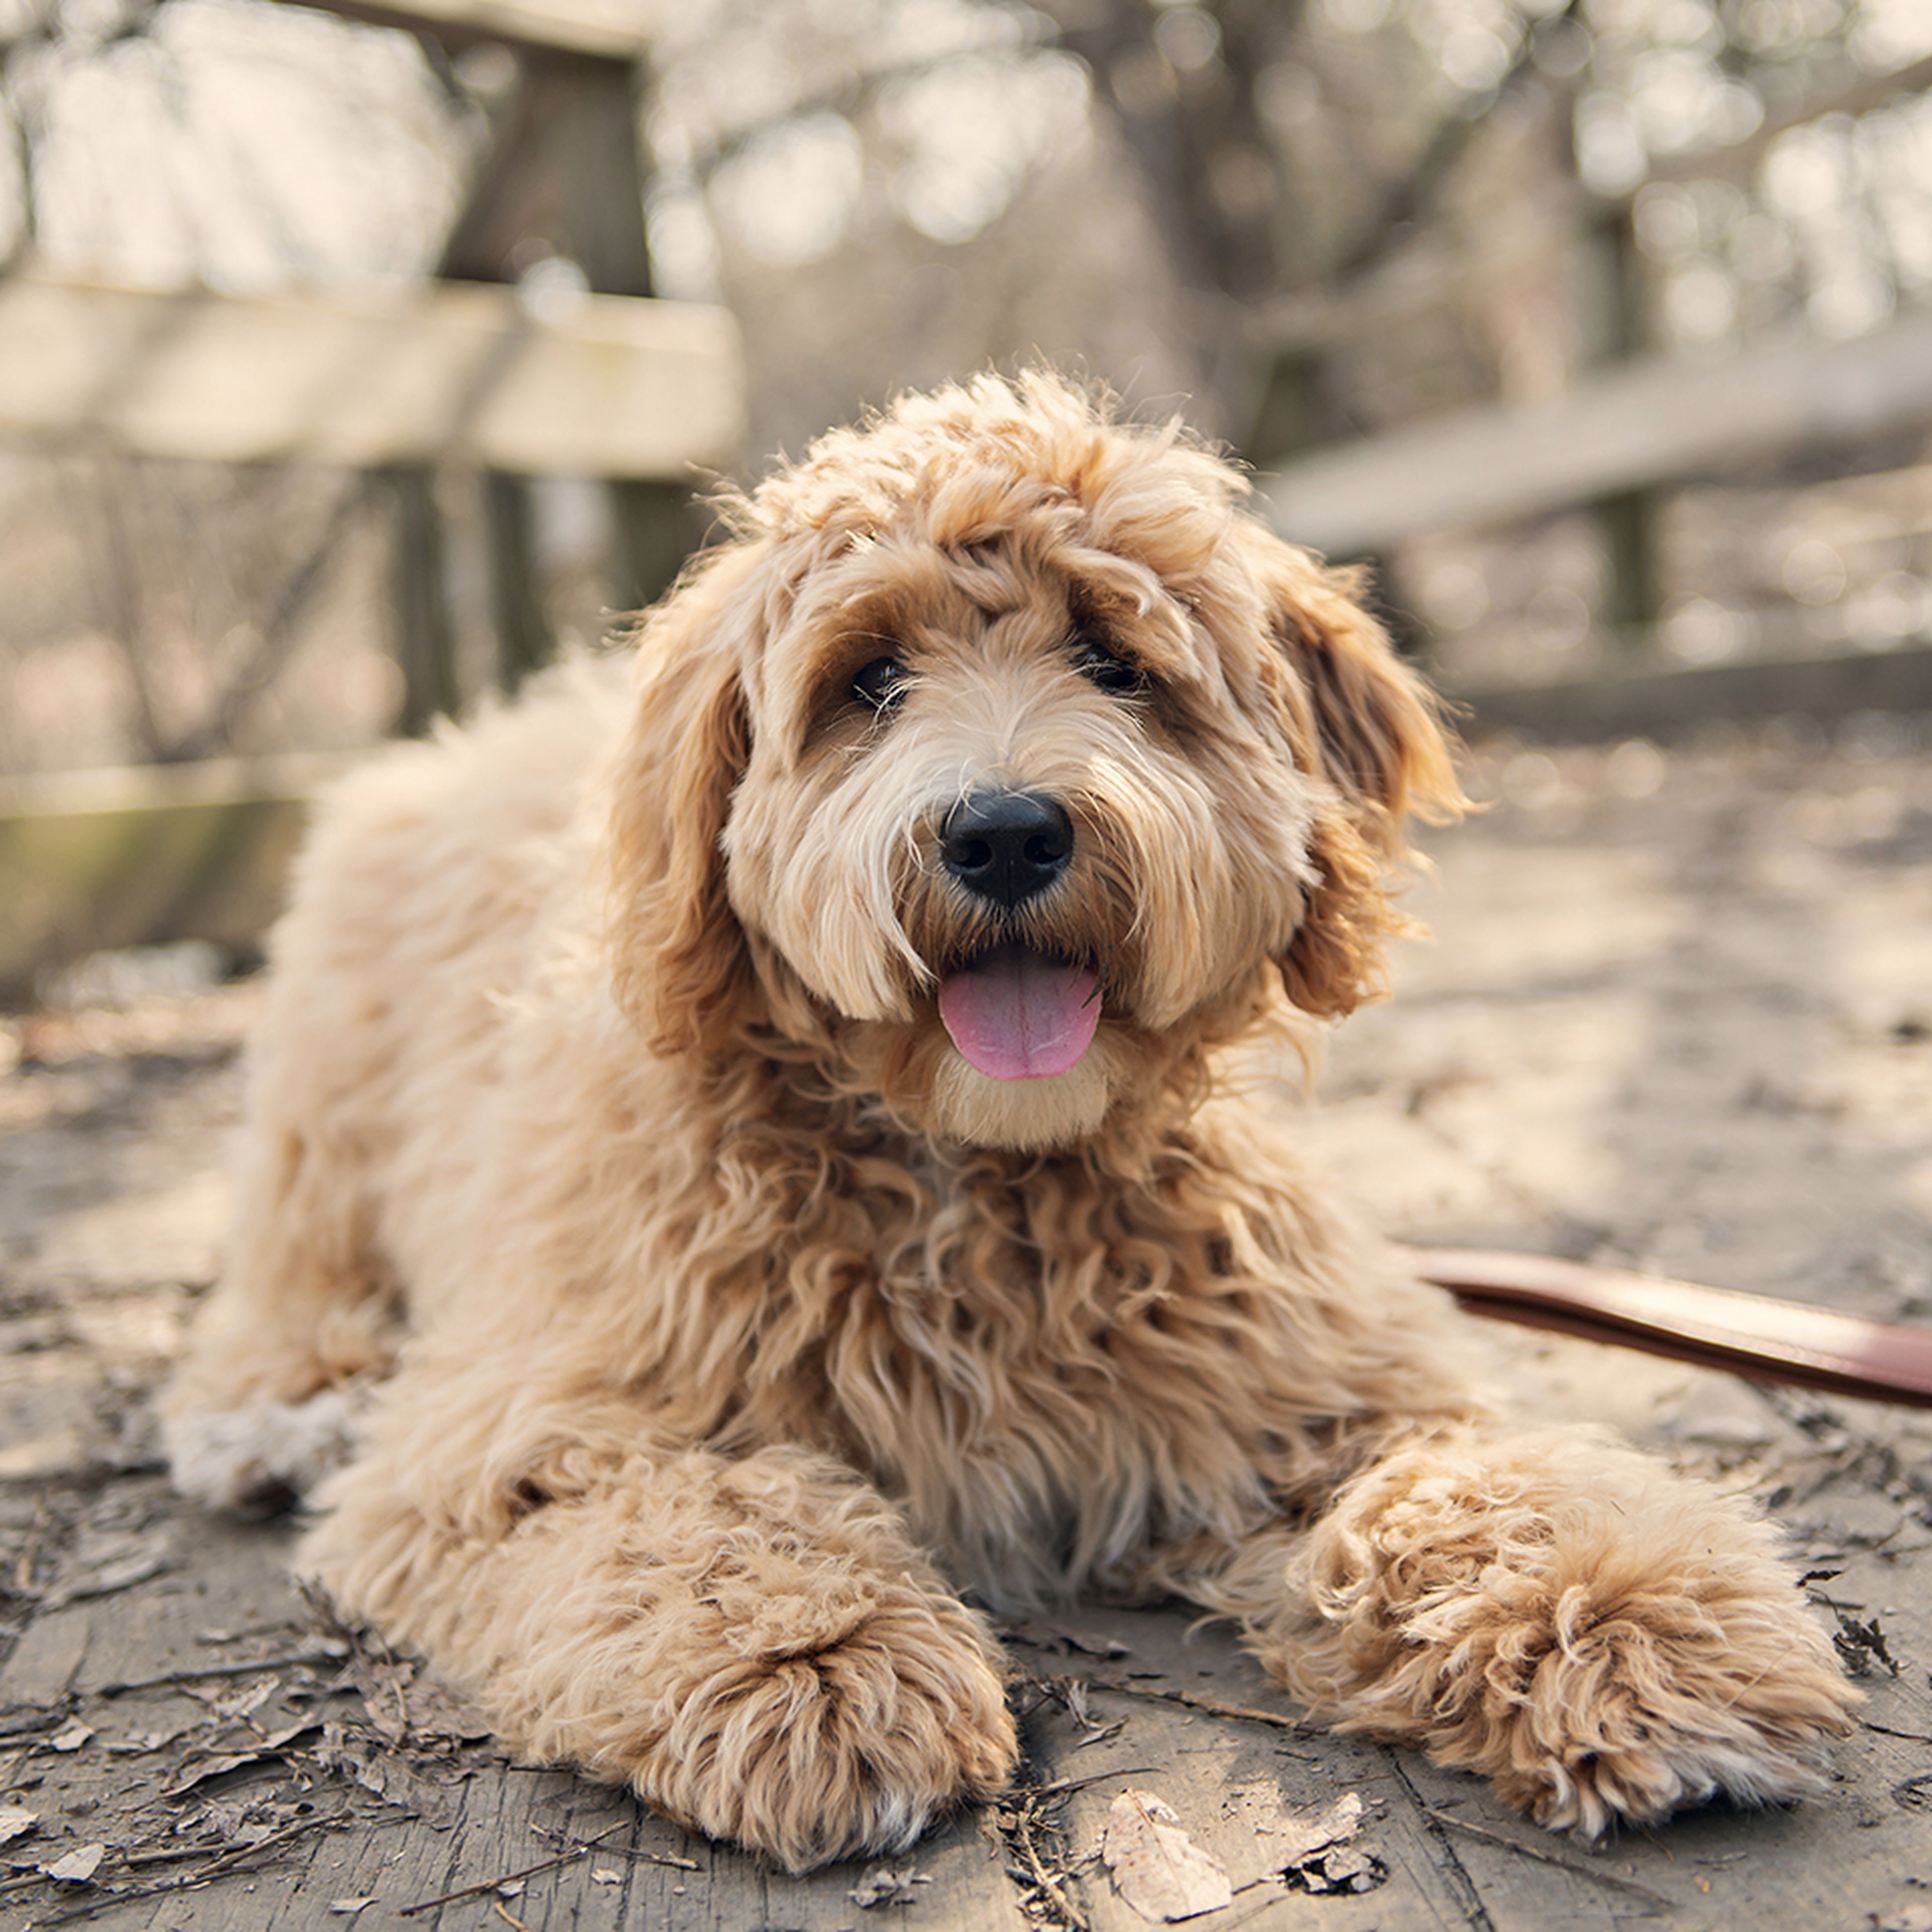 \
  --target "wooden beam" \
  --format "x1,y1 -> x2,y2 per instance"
1455,639 -> 1932,743
267,0 -> 649,62
1260,308 -> 1932,555
0,271 -> 744,479
0,755 -> 351,1002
